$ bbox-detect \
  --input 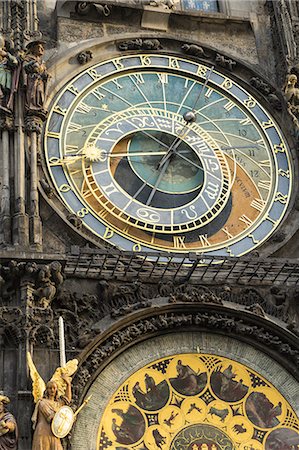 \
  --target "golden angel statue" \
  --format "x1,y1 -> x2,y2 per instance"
27,352 -> 78,450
